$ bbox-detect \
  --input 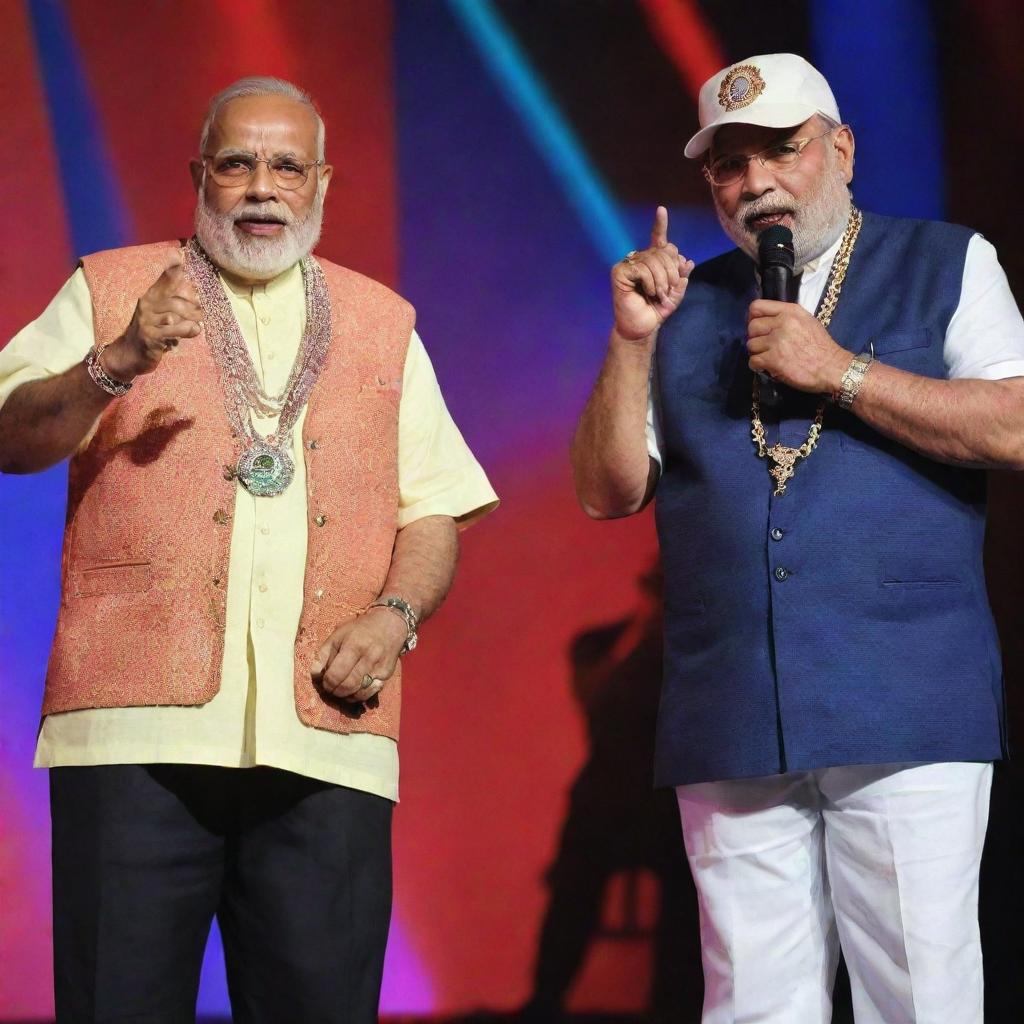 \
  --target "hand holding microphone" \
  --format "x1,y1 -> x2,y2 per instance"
748,224 -> 851,395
